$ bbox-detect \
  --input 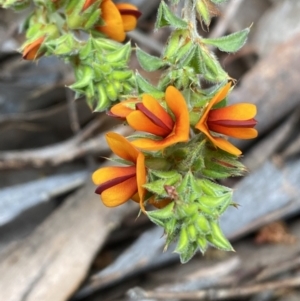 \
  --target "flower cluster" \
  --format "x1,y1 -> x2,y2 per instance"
6,0 -> 258,262
92,83 -> 257,208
